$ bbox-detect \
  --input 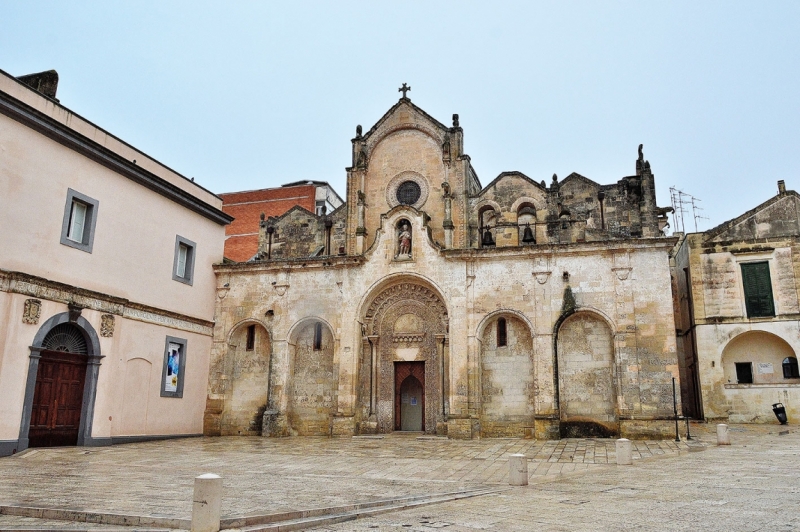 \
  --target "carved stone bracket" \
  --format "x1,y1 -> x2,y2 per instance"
22,298 -> 41,324
612,267 -> 632,281
100,314 -> 115,337
272,283 -> 289,296
532,271 -> 552,284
